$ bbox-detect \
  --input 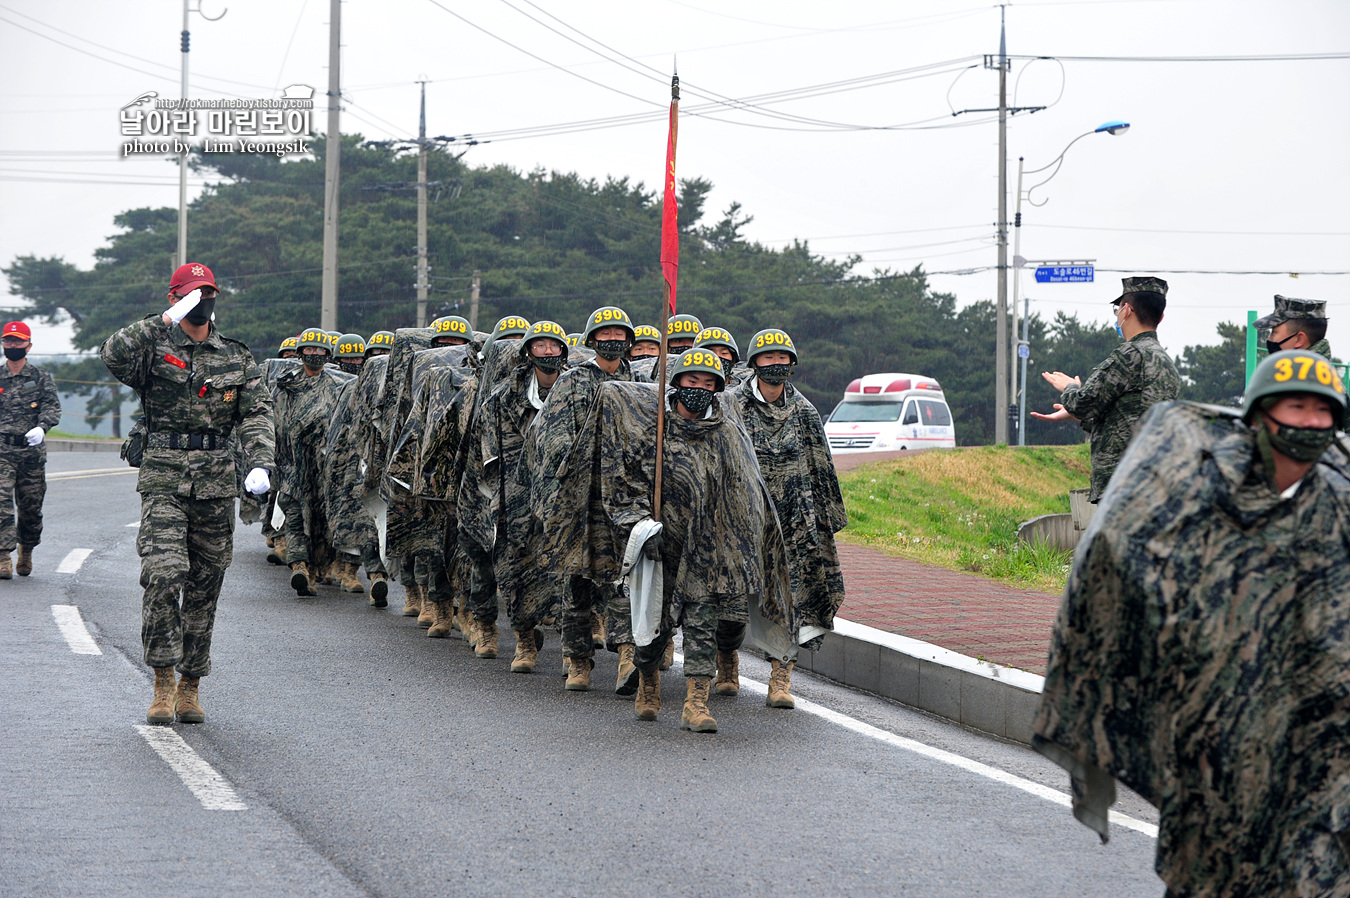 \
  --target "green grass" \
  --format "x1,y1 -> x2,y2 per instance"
46,429 -> 121,440
838,445 -> 1091,593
